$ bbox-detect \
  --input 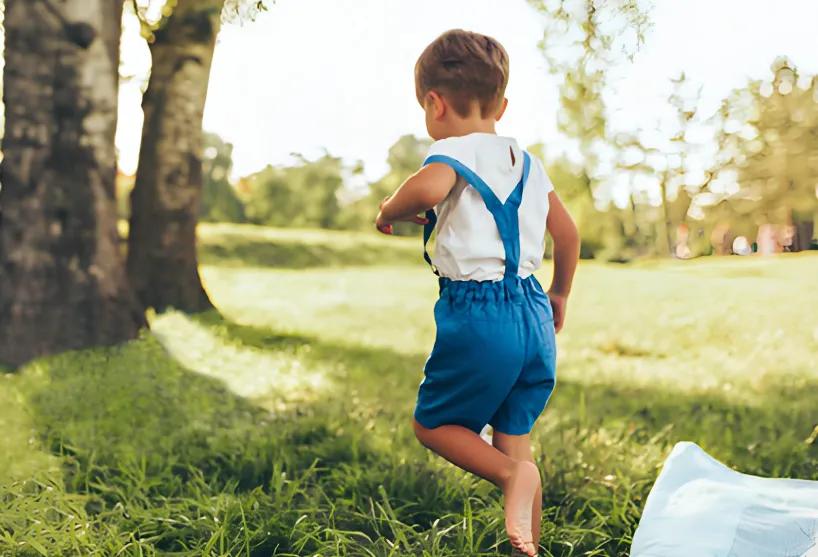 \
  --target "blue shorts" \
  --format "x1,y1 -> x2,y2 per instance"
414,274 -> 557,435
